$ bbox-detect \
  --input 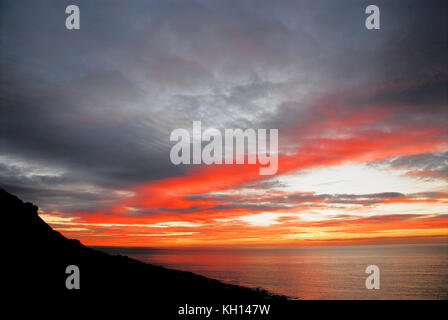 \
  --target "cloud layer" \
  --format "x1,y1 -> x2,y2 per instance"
0,0 -> 447,245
